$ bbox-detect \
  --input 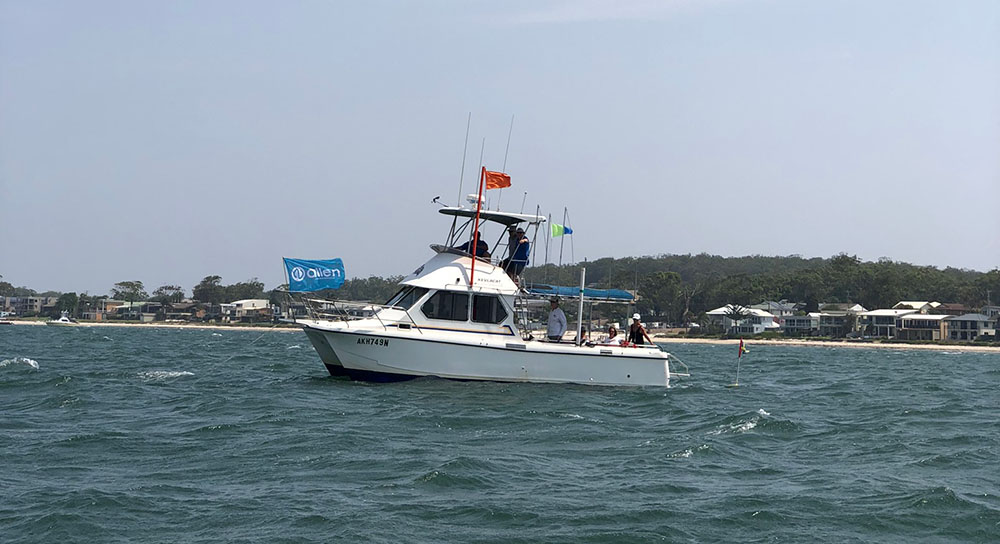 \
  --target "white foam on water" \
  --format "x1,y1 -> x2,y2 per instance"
287,344 -> 302,349
0,357 -> 39,370
102,336 -> 113,341
757,409 -> 770,416
671,444 -> 709,458
211,333 -> 223,337
137,370 -> 194,381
